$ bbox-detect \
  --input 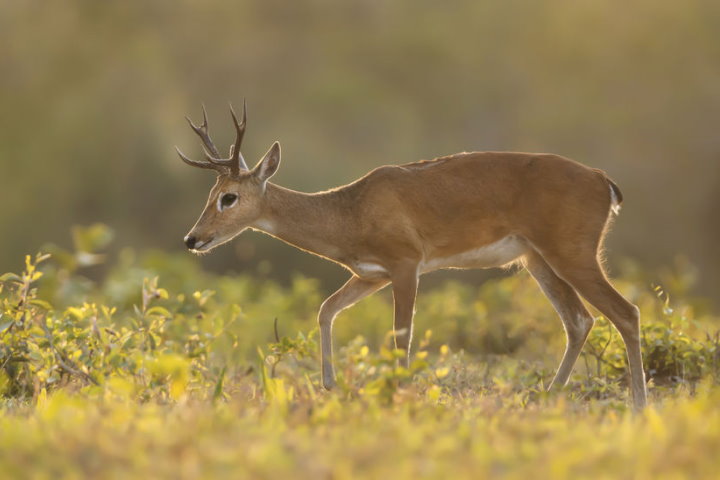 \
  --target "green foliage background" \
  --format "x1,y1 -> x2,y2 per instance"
1,0 -> 719,300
